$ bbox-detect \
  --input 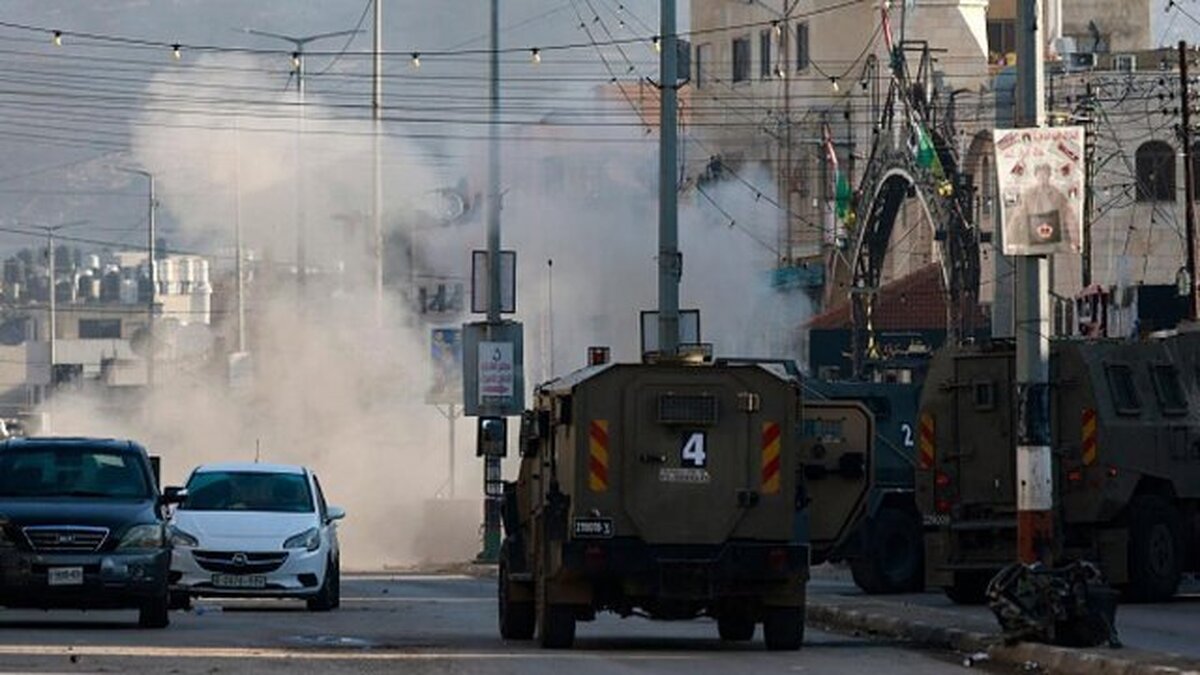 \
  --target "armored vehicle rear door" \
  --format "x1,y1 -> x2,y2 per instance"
953,355 -> 1015,509
800,401 -> 874,555
620,369 -> 775,546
